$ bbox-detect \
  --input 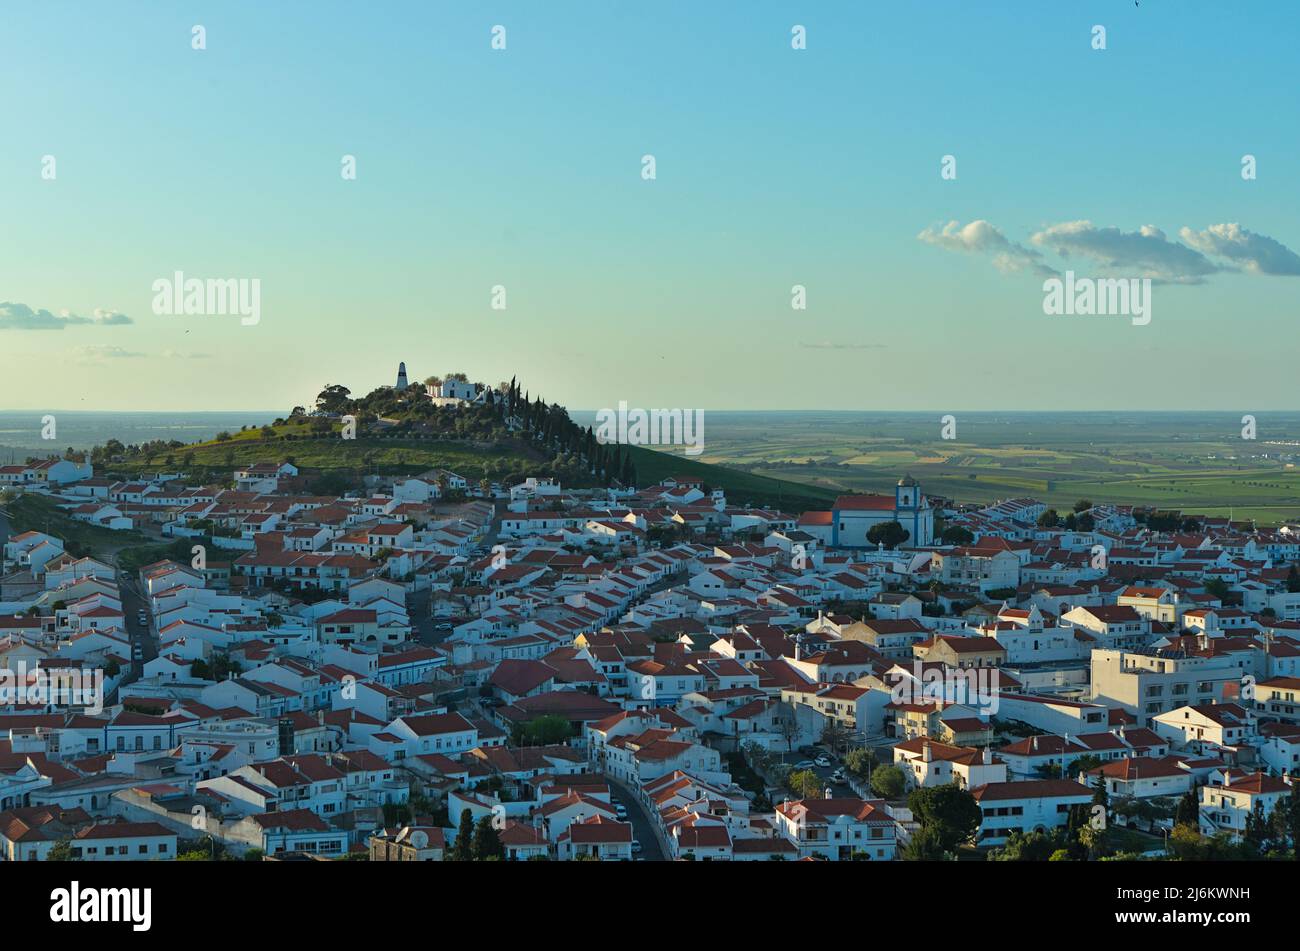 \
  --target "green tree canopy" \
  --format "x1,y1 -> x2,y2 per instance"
472,815 -> 505,861
907,783 -> 982,853
940,526 -> 974,545
866,521 -> 909,550
786,769 -> 825,800
870,765 -> 907,799
844,747 -> 876,780
452,809 -> 475,861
